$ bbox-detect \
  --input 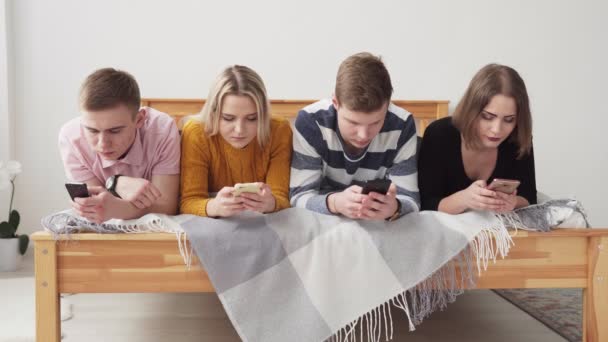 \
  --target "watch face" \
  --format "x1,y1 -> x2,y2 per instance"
105,176 -> 114,189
